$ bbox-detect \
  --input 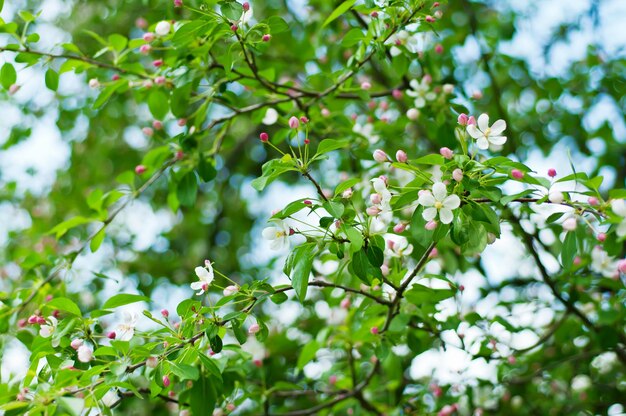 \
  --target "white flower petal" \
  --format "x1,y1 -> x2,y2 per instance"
477,113 -> 489,132
262,227 -> 277,240
490,119 -> 506,136
422,207 -> 438,221
195,266 -> 210,280
489,135 -> 507,145
617,220 -> 626,237
476,137 -> 489,150
432,182 -> 448,202
466,124 -> 482,139
418,192 -> 435,207
262,108 -> 278,125
611,199 -> 626,217
443,194 -> 460,209
439,208 -> 454,224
